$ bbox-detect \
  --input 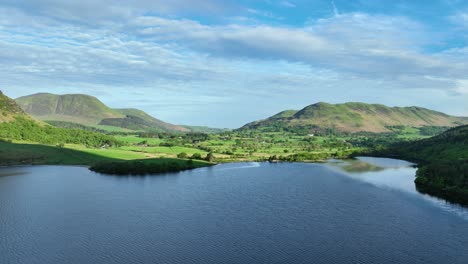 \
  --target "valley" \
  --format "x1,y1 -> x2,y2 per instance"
1,90 -> 467,206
